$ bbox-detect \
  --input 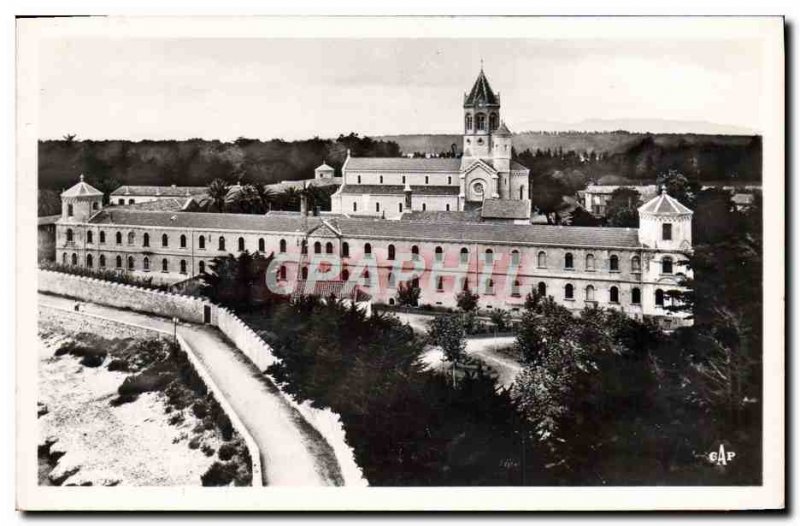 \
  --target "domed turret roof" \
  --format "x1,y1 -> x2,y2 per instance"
464,69 -> 499,107
61,174 -> 103,198
638,190 -> 693,215
494,120 -> 512,137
